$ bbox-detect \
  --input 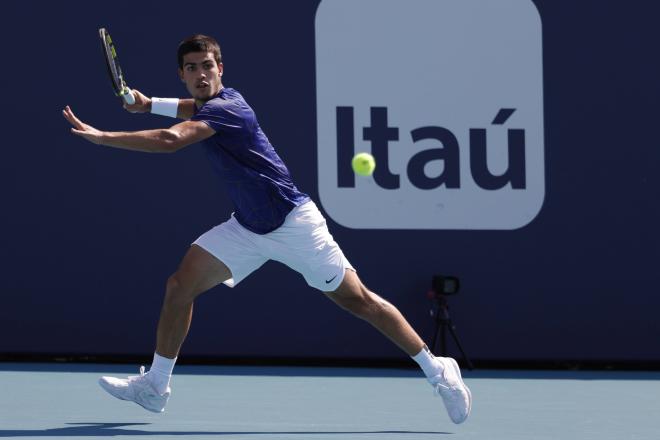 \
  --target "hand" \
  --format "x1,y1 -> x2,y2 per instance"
62,106 -> 105,145
123,89 -> 151,113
